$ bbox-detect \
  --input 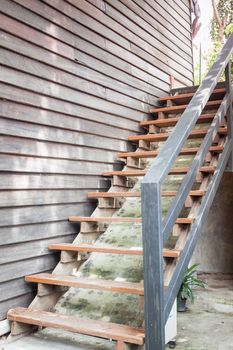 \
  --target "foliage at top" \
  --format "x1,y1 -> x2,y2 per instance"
211,0 -> 233,43
199,1 -> 233,83
205,23 -> 233,82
